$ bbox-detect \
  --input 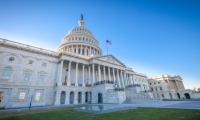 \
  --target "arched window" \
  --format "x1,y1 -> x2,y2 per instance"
1,67 -> 12,80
